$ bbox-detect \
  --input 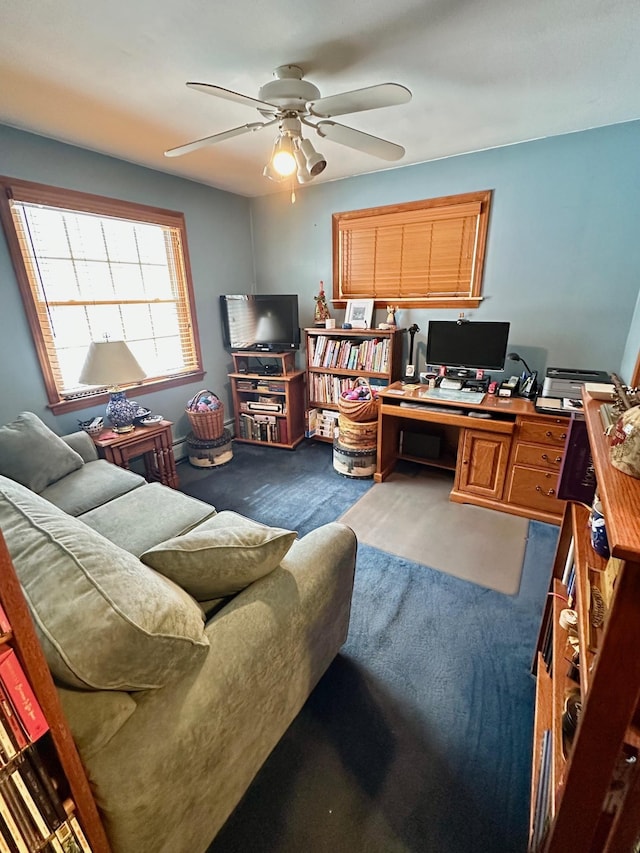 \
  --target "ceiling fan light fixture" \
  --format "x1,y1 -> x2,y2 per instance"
293,146 -> 312,183
299,138 -> 327,177
262,162 -> 286,182
271,134 -> 297,176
